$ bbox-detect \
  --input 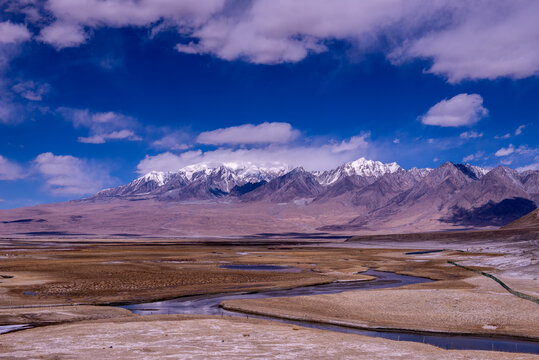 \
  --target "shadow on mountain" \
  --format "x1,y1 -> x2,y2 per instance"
443,197 -> 537,227
229,180 -> 267,196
